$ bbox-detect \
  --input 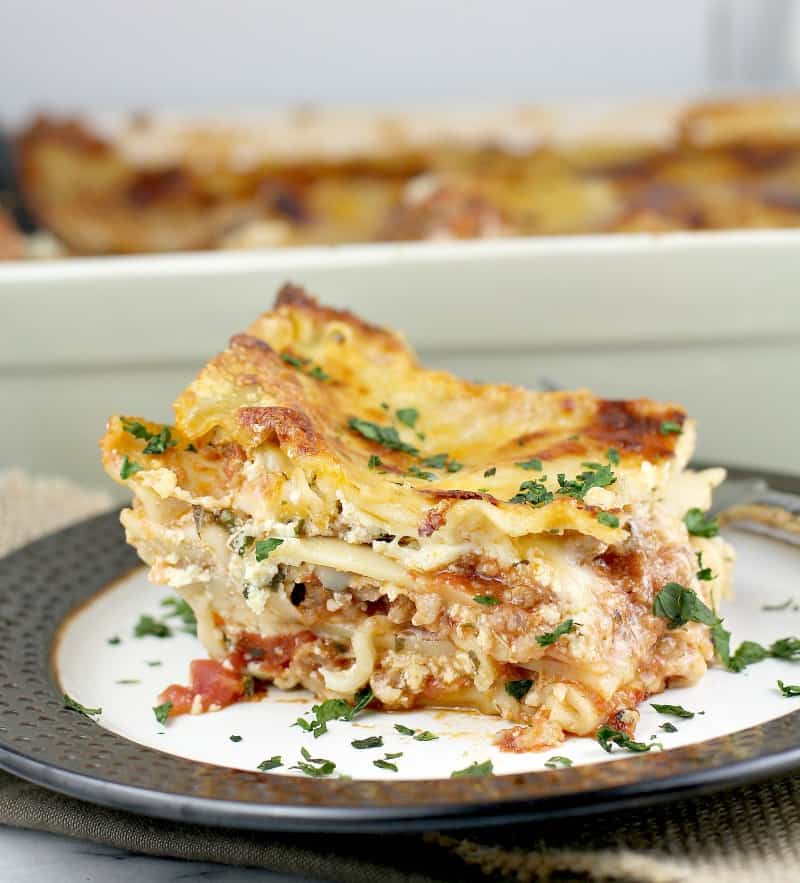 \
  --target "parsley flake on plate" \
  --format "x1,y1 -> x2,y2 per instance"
153,702 -> 172,725
651,703 -> 697,719
451,760 -> 494,778
161,596 -> 197,634
258,756 -> 283,771
255,538 -> 284,562
107,635 -> 121,646
63,693 -> 101,718
536,619 -> 577,647
351,736 -> 383,750
294,688 -> 373,737
596,725 -> 660,753
484,467 -> 497,477
230,735 -> 243,742
544,756 -> 573,769
394,724 -> 416,736
660,722 -> 678,733
134,614 -> 172,639
291,747 -> 335,777
778,680 -> 800,697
